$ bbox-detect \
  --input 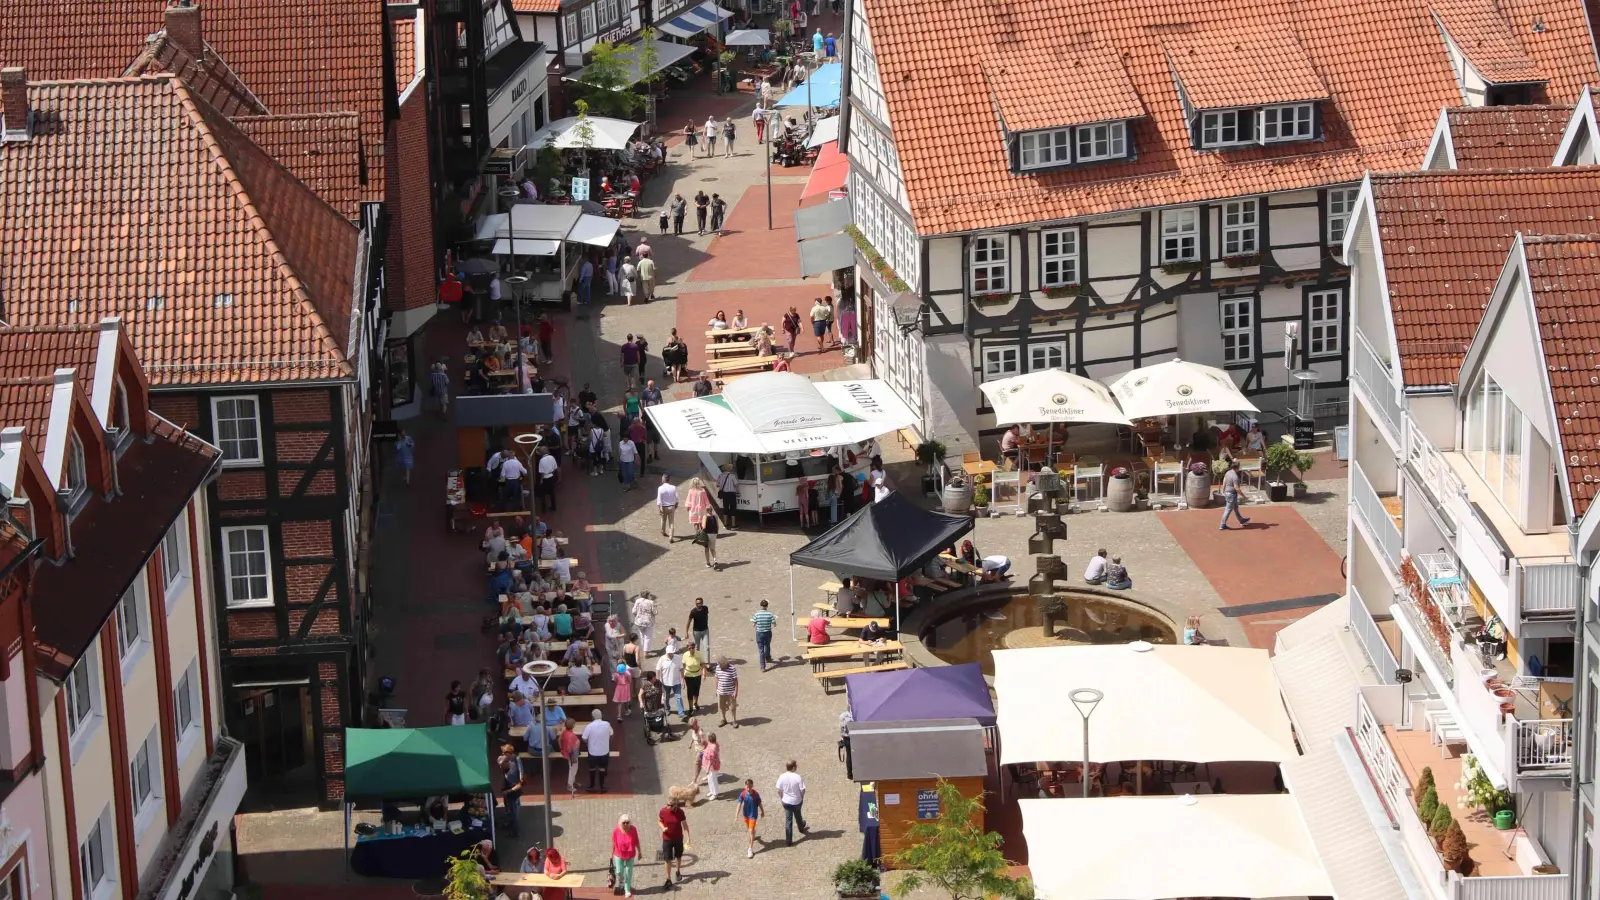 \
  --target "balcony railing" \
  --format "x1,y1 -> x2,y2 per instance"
1354,329 -> 1403,442
1353,460 -> 1403,572
1394,588 -> 1455,685
1449,874 -> 1569,900
1355,691 -> 1409,816
1405,415 -> 1466,525
1517,559 -> 1580,617
1508,718 -> 1574,774
1348,585 -> 1399,684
